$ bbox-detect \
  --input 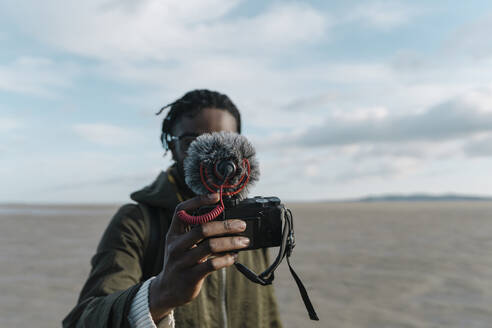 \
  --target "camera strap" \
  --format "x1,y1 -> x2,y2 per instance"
234,209 -> 319,321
